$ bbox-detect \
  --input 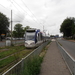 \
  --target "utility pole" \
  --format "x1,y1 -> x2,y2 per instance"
43,25 -> 44,32
11,10 -> 13,45
10,10 -> 21,45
